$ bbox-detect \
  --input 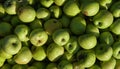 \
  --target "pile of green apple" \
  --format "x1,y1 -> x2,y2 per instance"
0,0 -> 120,69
